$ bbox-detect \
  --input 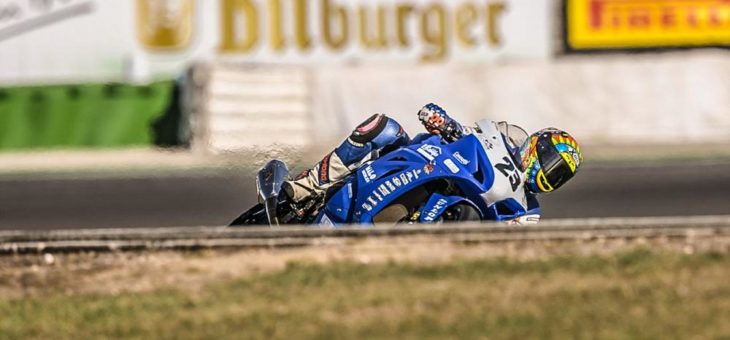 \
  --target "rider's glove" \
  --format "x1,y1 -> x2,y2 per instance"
417,103 -> 464,142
